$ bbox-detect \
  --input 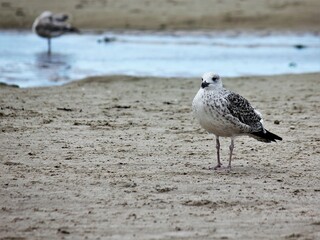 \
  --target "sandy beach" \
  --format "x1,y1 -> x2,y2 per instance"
1,73 -> 320,239
1,0 -> 320,32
